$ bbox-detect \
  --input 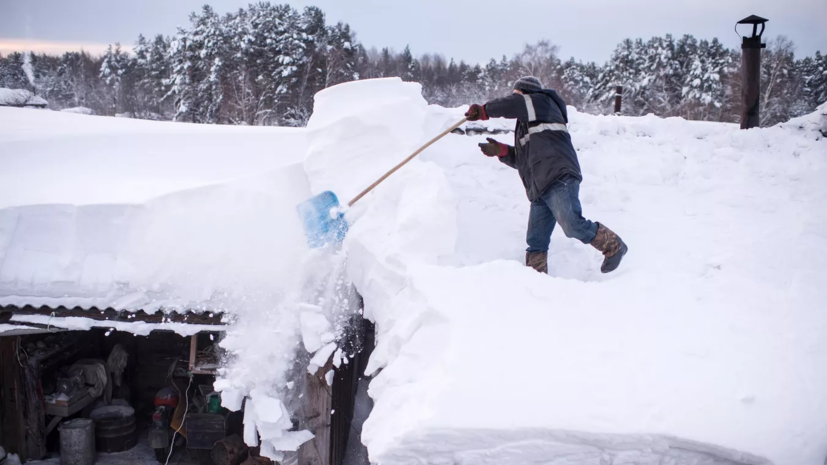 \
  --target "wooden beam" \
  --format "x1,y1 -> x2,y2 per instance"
189,334 -> 198,372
